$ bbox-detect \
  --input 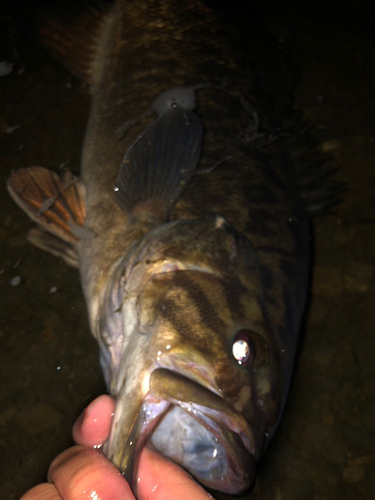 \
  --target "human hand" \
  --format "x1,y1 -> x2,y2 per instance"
21,395 -> 213,500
